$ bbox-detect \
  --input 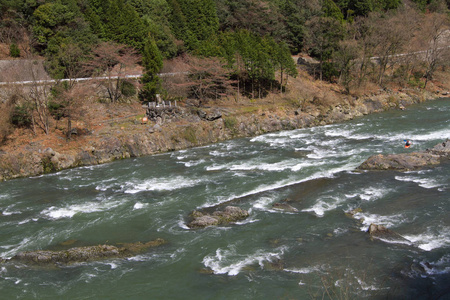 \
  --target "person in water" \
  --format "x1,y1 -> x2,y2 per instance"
405,140 -> 411,148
